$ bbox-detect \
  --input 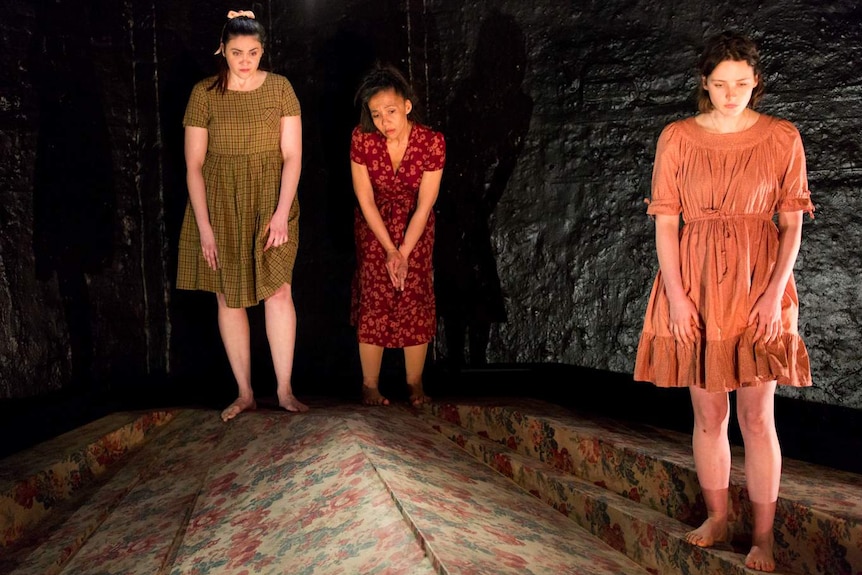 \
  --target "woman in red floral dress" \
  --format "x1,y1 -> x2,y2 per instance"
350,64 -> 446,406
